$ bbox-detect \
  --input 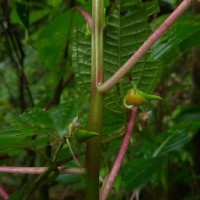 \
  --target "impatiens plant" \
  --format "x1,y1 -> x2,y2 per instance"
0,0 -> 200,199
